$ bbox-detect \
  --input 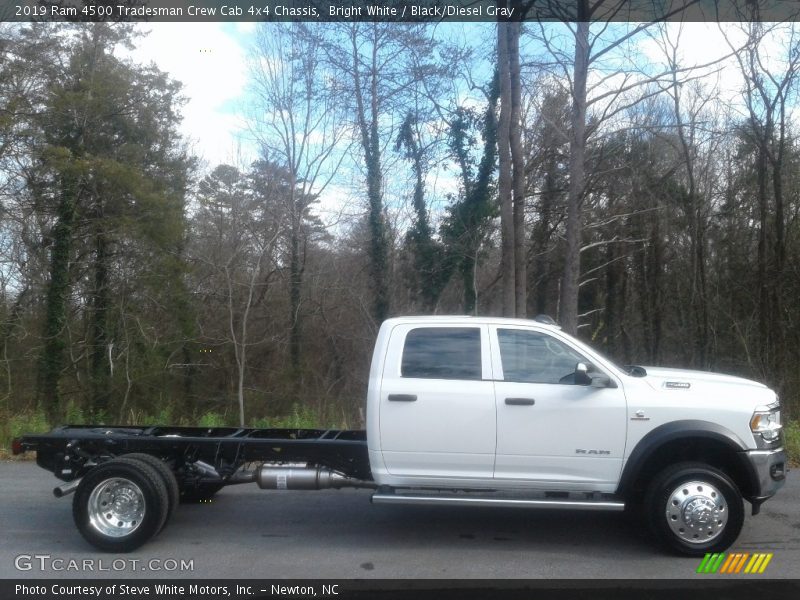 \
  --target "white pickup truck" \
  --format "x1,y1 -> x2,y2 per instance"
15,315 -> 787,556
